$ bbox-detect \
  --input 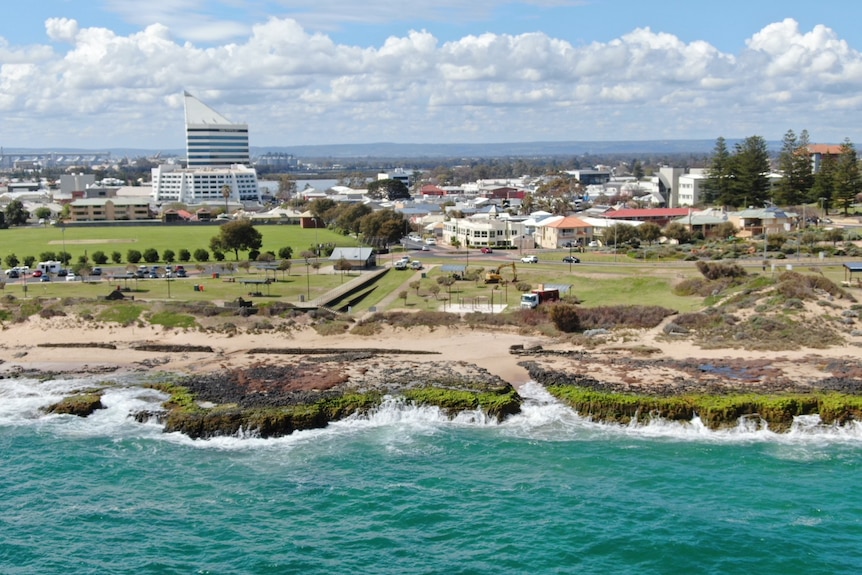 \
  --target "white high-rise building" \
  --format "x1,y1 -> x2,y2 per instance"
152,92 -> 260,205
184,91 -> 250,167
